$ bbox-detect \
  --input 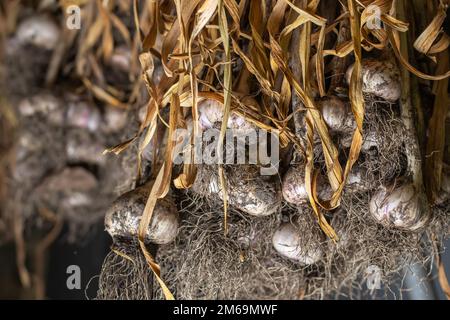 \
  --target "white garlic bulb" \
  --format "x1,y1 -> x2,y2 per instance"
192,165 -> 281,217
110,46 -> 131,73
35,167 -> 98,199
101,108 -> 128,133
66,132 -> 107,165
32,167 -> 98,223
18,94 -> 64,125
105,184 -> 179,245
369,183 -> 429,231
346,166 -> 373,193
341,129 -> 378,152
282,166 -> 333,204
16,15 -> 60,50
272,223 -> 322,265
198,99 -> 254,132
346,59 -> 401,102
319,96 -> 355,132
66,101 -> 101,132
